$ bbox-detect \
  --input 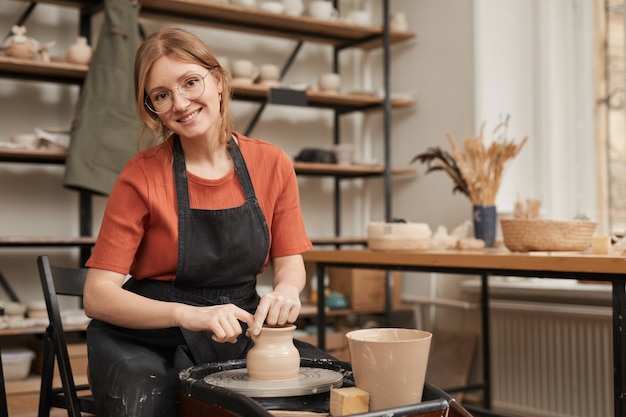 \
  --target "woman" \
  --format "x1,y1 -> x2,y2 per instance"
83,27 -> 313,416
